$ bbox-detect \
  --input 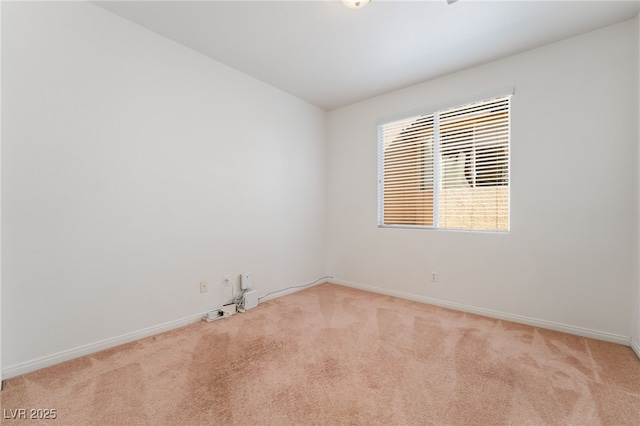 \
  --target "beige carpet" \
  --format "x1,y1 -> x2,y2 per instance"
2,283 -> 639,425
